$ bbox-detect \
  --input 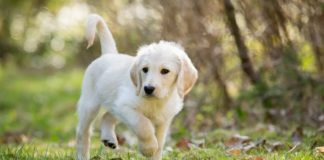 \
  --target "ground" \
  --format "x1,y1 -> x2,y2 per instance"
1,131 -> 323,160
